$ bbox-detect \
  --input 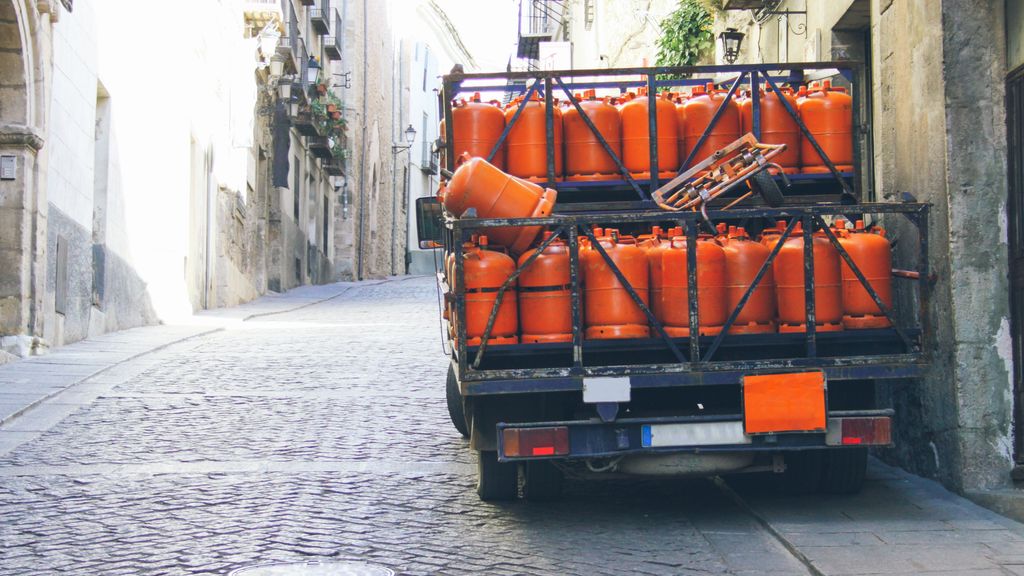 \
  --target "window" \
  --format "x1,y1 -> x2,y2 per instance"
422,46 -> 429,91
